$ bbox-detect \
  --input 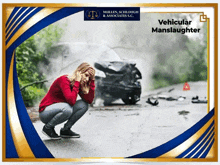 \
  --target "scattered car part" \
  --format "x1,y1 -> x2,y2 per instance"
168,88 -> 175,92
192,95 -> 199,100
191,96 -> 207,104
151,95 -> 186,101
146,98 -> 159,106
